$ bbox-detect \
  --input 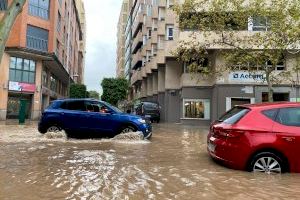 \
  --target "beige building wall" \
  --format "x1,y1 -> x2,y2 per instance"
116,0 -> 131,78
